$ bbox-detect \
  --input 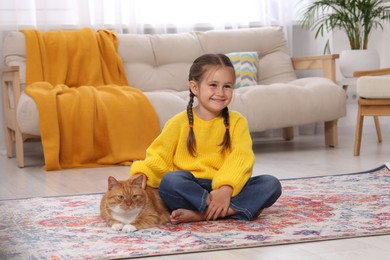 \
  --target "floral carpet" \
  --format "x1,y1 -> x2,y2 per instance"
1,164 -> 390,259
